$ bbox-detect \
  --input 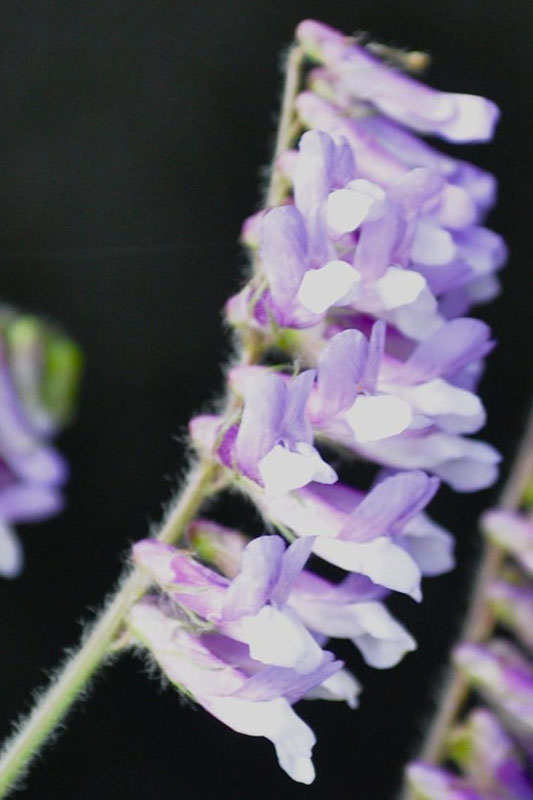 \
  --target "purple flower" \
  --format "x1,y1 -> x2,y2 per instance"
0,316 -> 81,576
133,536 -> 333,673
188,518 -> 416,669
250,471 -> 447,599
128,597 -> 338,784
406,762 -> 492,799
448,708 -> 532,799
454,640 -> 533,747
296,20 -> 499,142
488,573 -> 533,652
482,510 -> 533,575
